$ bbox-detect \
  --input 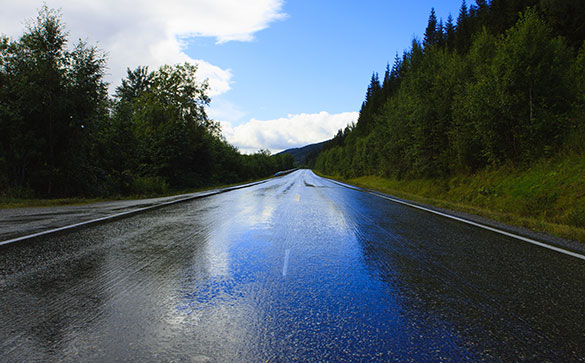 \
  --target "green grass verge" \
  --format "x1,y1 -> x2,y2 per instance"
316,153 -> 585,243
0,197 -> 110,209
0,175 -> 274,209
